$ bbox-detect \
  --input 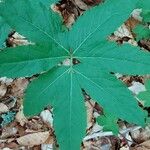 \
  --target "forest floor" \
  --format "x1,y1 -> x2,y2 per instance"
0,0 -> 150,150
